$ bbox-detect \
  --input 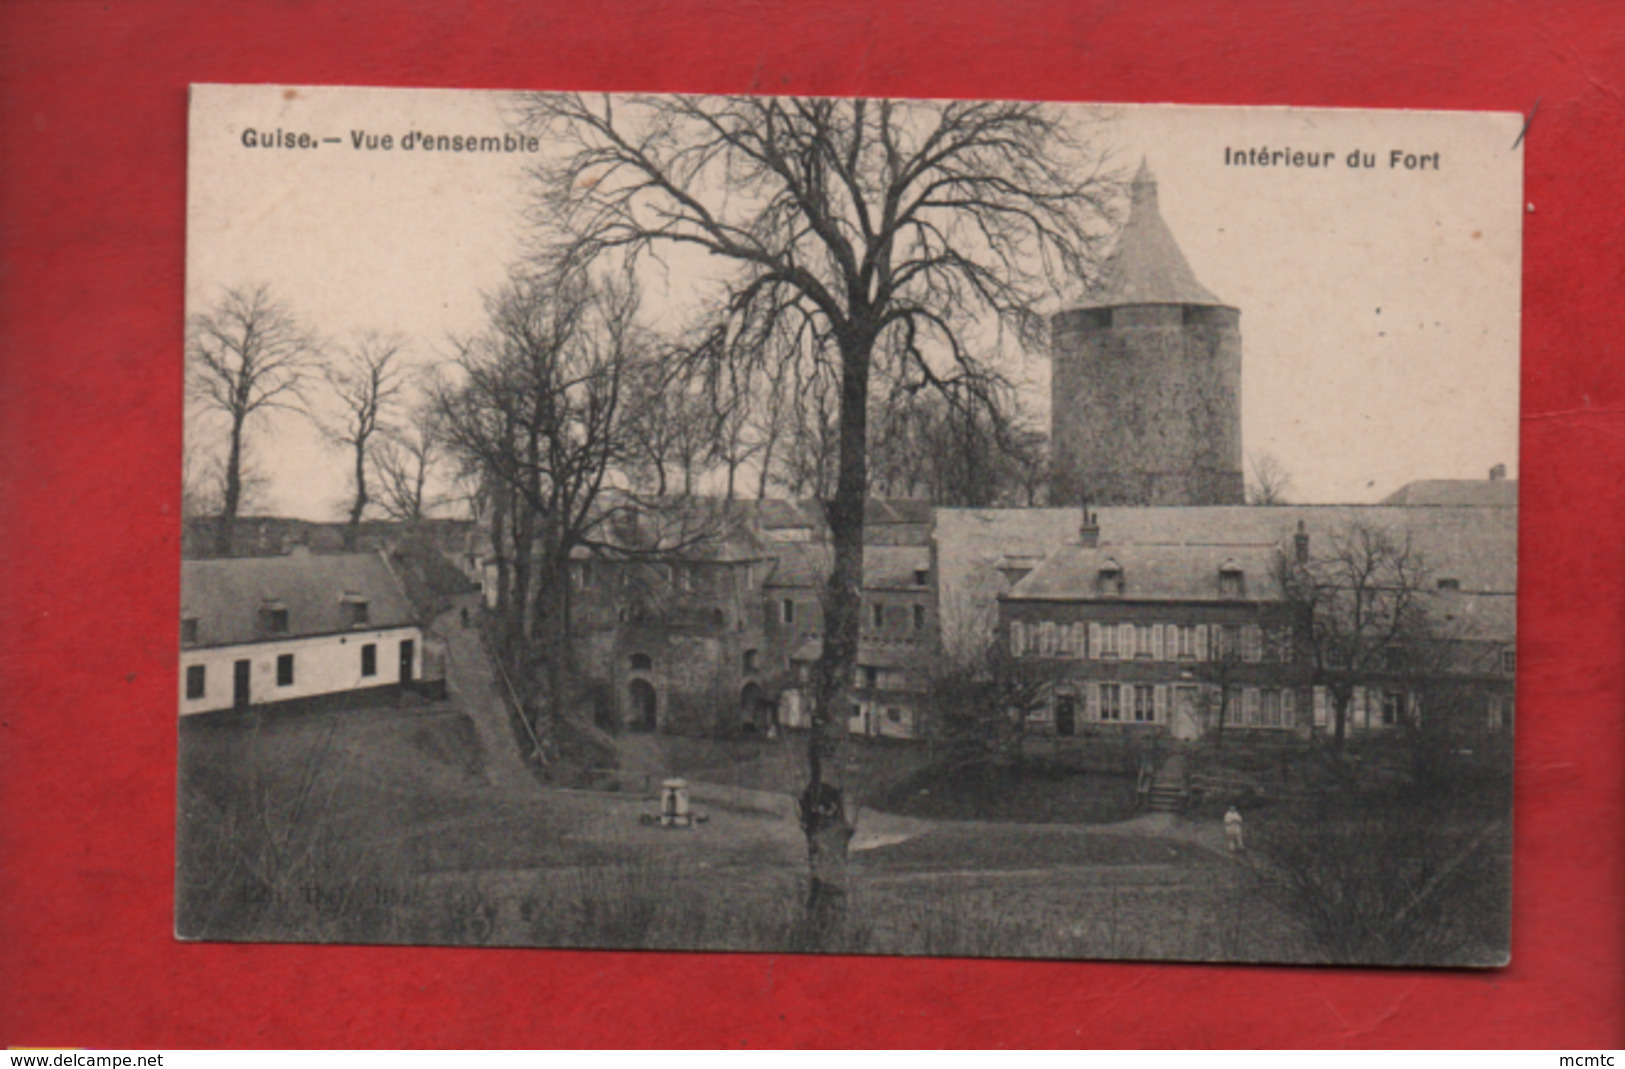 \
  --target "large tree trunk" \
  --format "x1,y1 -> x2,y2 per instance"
216,413 -> 246,557
802,332 -> 870,924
